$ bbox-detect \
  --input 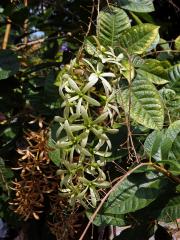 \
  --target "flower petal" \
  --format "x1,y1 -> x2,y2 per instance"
83,95 -> 100,106
68,78 -> 81,93
68,95 -> 79,103
64,120 -> 73,138
76,98 -> 82,115
70,125 -> 85,132
83,58 -> 95,71
57,140 -> 72,148
97,62 -> 104,73
93,111 -> 108,124
101,78 -> 112,95
82,79 -> 98,93
56,125 -> 64,138
81,106 -> 89,124
101,72 -> 115,78
94,151 -> 112,157
89,73 -> 98,82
